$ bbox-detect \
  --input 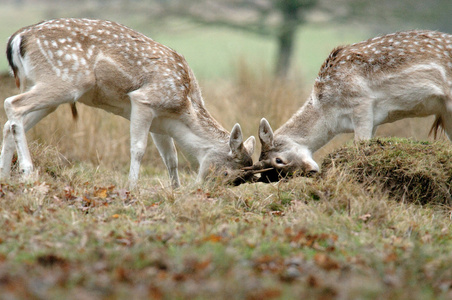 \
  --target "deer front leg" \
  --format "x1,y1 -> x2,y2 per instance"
352,102 -> 375,141
440,112 -> 452,141
128,96 -> 154,188
151,133 -> 180,188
